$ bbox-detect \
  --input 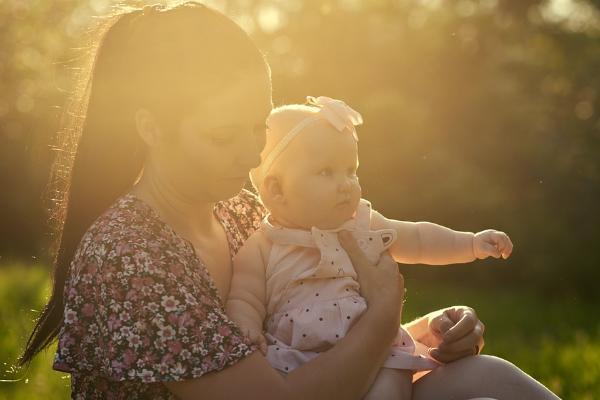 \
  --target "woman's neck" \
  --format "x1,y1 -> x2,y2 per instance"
131,169 -> 219,240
